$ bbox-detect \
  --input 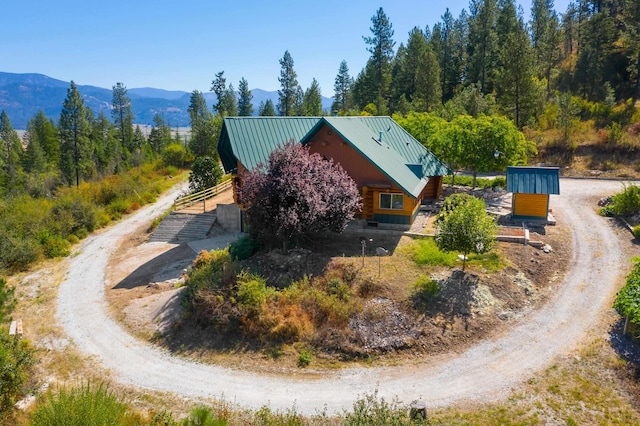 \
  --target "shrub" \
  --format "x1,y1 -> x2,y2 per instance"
30,382 -> 132,426
610,184 -> 640,217
0,332 -> 35,417
0,278 -> 16,324
614,261 -> 640,328
162,143 -> 188,168
37,230 -> 71,258
298,350 -> 312,367
414,275 -> 440,301
49,196 -> 98,237
181,405 -> 226,426
0,229 -> 41,273
634,225 -> 640,240
236,272 -> 273,318
228,235 -> 259,261
343,389 -> 412,426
